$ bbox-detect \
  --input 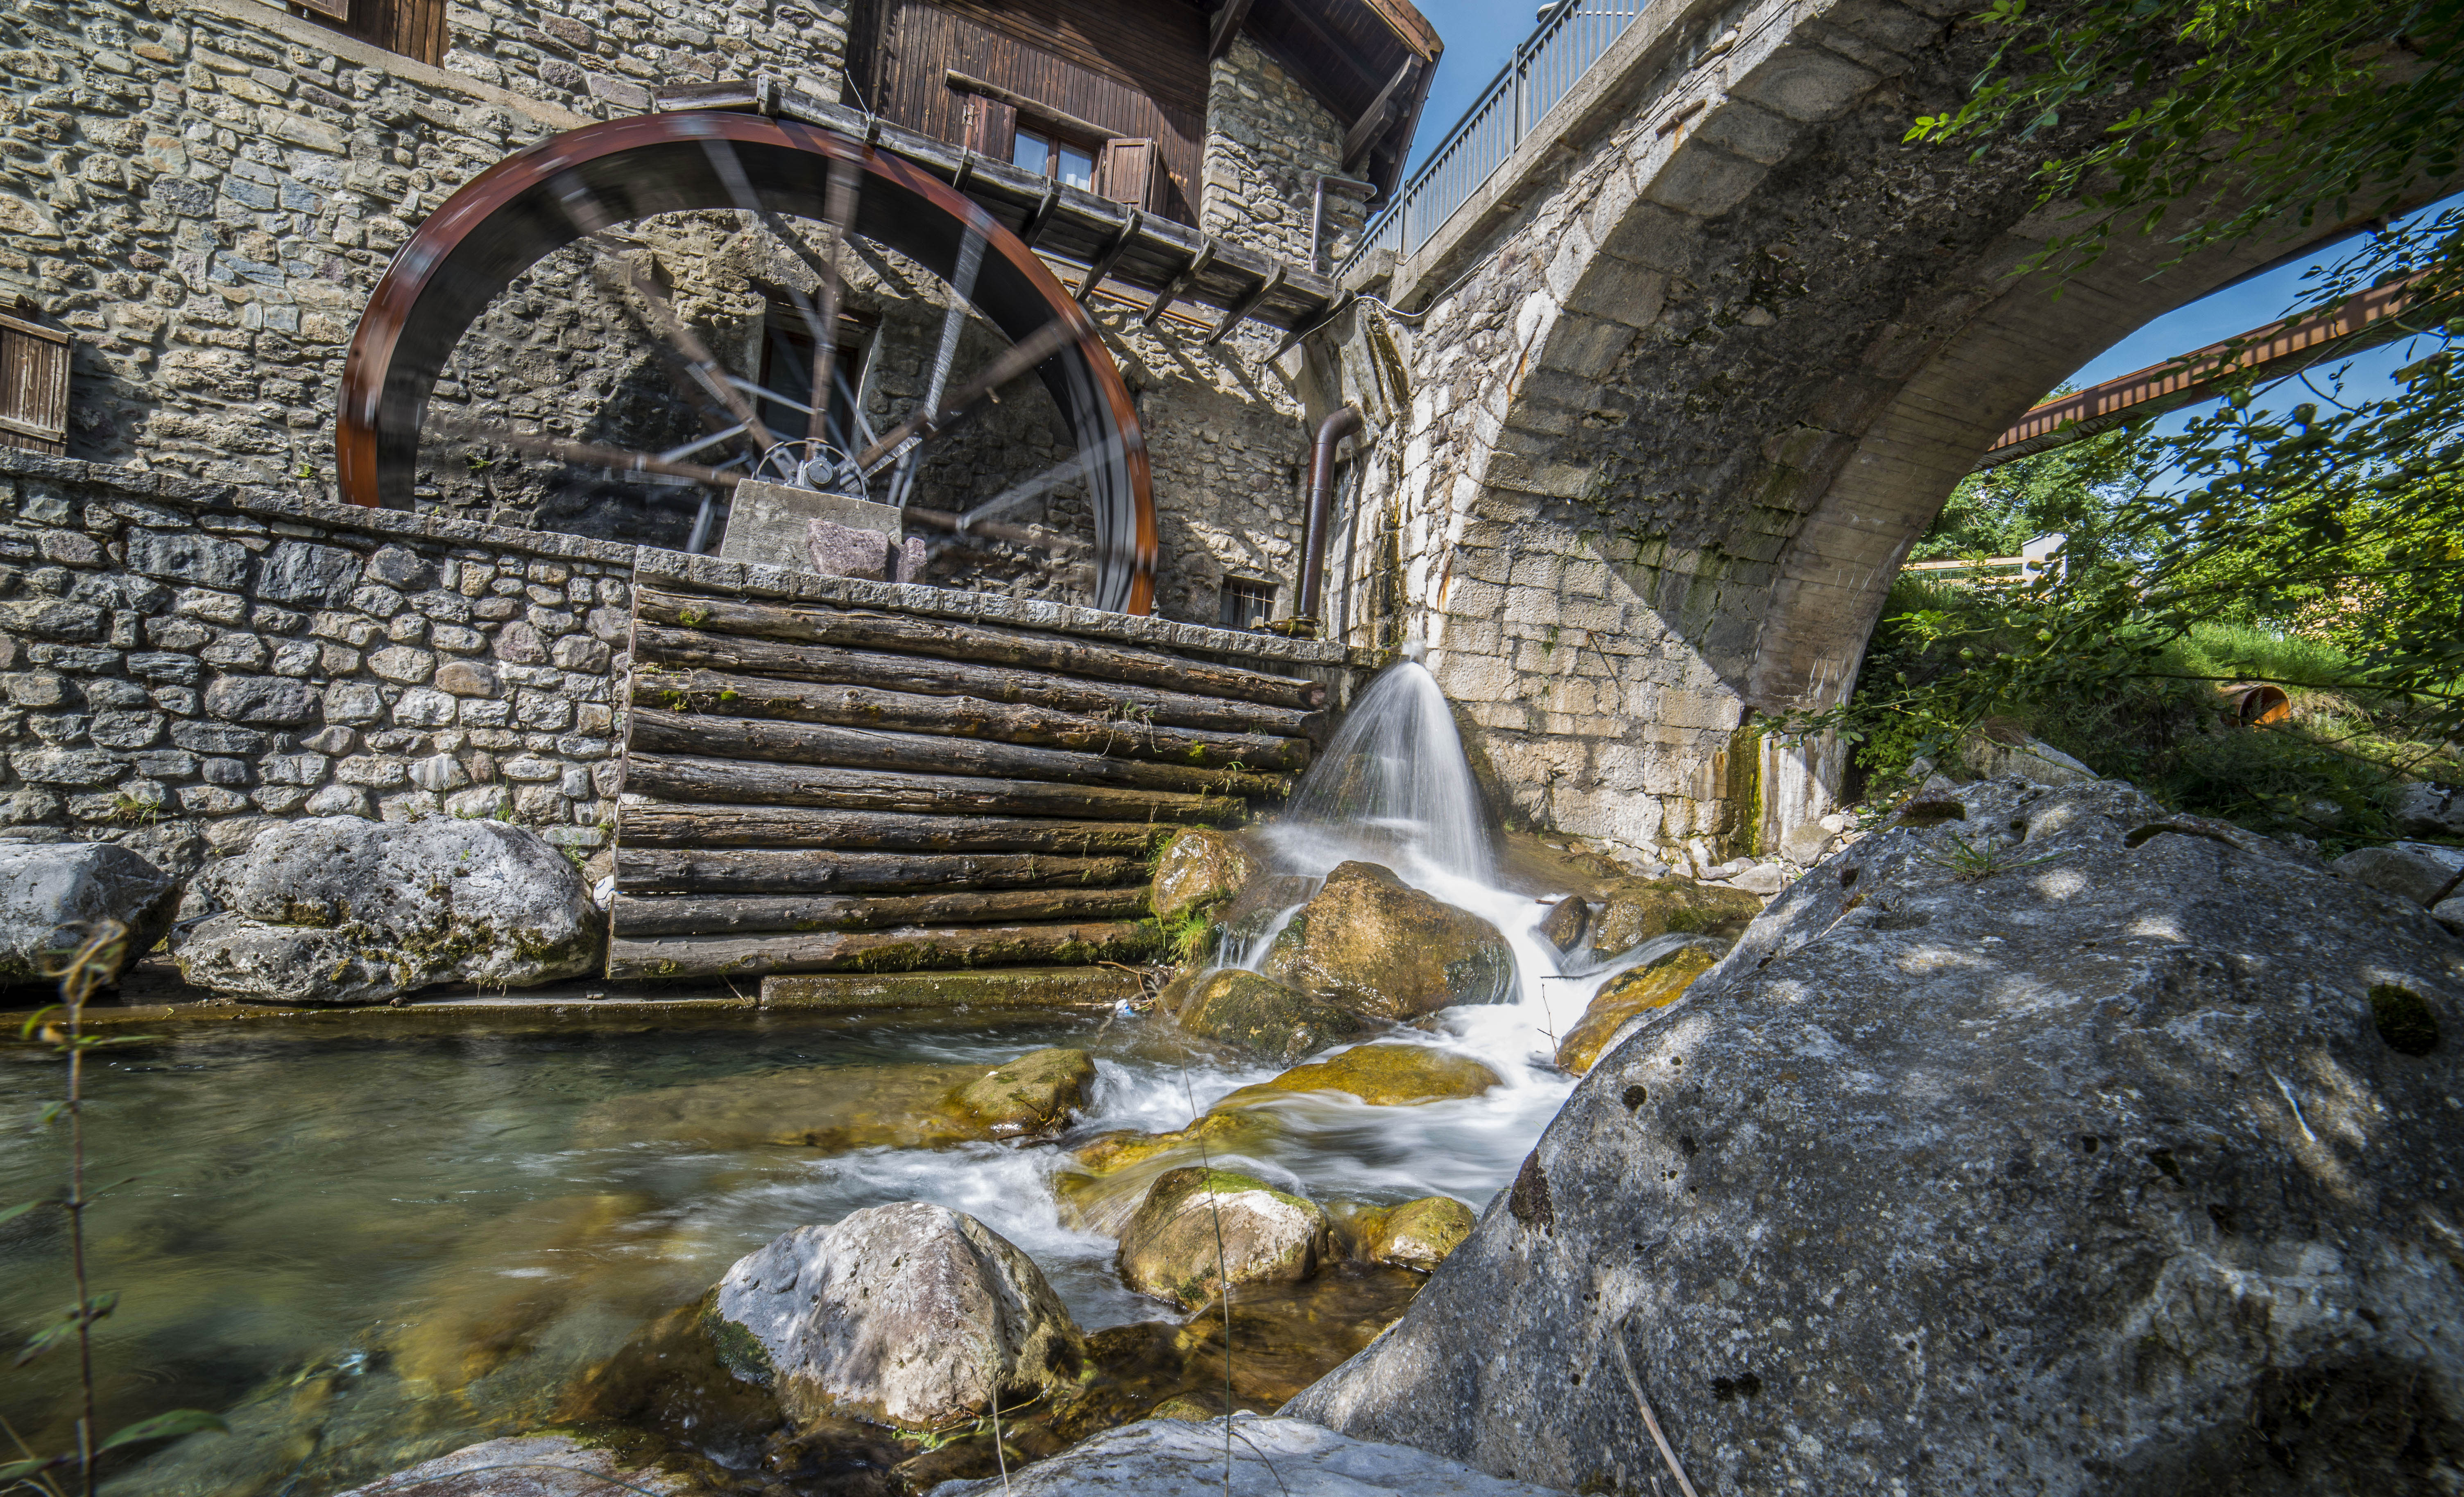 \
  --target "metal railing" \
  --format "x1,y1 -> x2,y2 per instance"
1341,0 -> 1651,278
